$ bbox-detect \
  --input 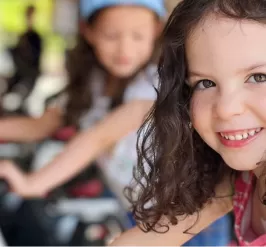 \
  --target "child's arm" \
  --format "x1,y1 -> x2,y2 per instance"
111,183 -> 233,246
0,100 -> 153,197
0,108 -> 62,142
